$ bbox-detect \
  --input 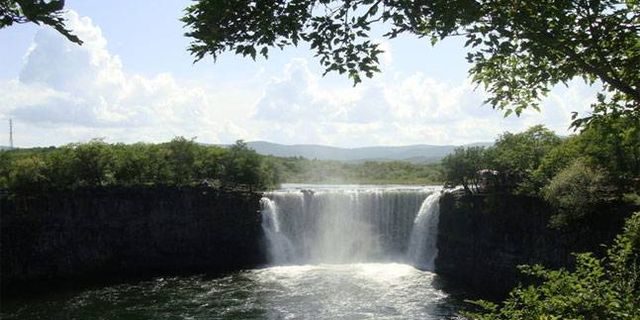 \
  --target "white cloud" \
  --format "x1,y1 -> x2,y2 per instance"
1,11 -> 258,146
0,10 -> 599,148
250,59 -> 597,146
